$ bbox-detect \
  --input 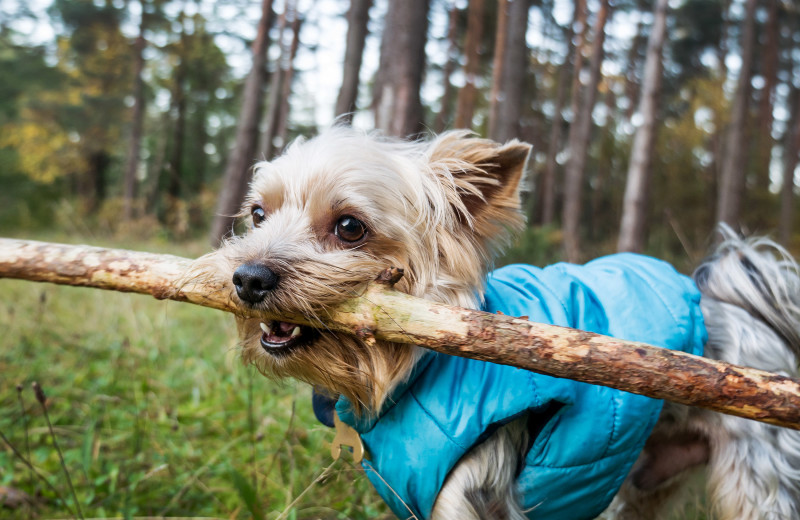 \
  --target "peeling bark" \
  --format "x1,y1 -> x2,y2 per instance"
2,238 -> 800,430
